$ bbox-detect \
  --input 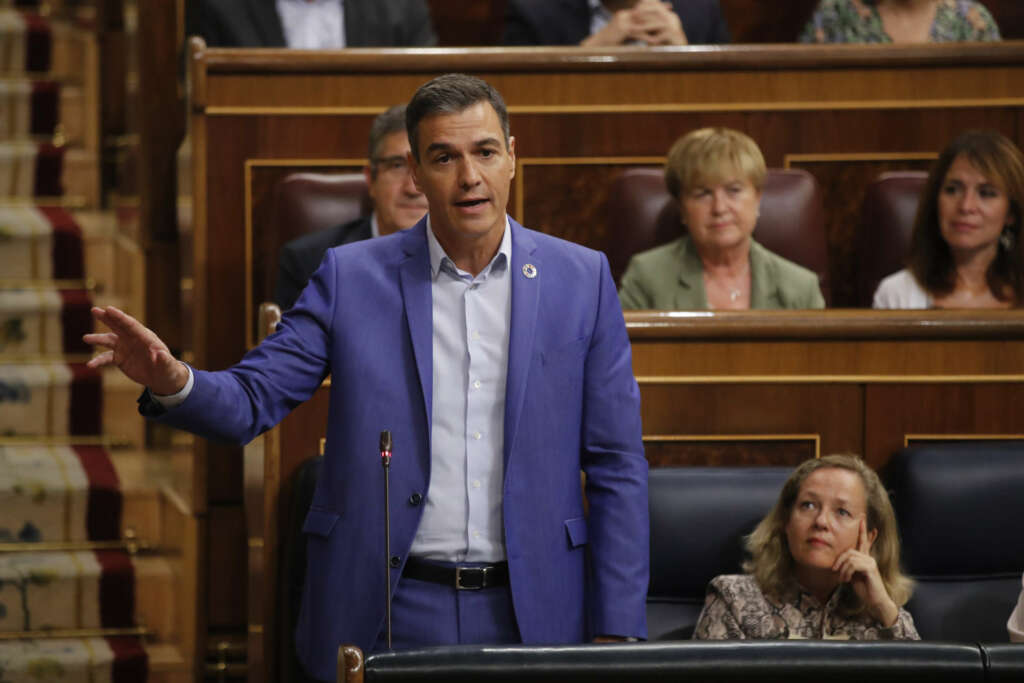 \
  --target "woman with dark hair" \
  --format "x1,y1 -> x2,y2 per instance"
800,0 -> 1000,44
694,454 -> 919,640
874,130 -> 1024,309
